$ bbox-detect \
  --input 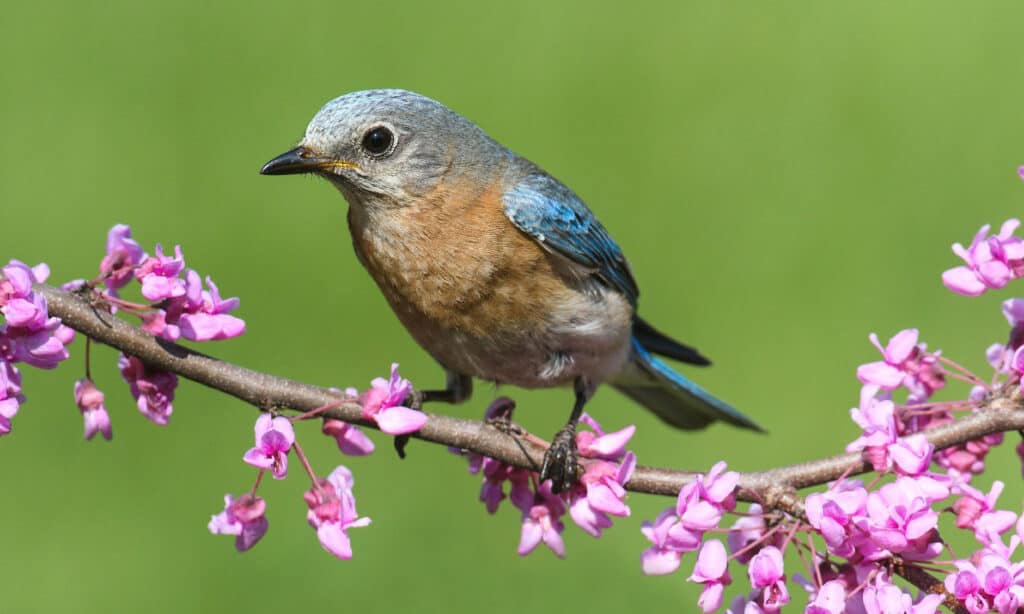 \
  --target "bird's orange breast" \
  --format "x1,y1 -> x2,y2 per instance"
347,177 -> 577,376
